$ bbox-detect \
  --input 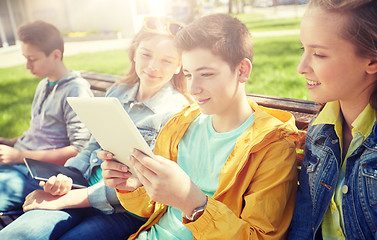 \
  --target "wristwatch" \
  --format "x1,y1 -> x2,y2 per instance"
183,196 -> 208,222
